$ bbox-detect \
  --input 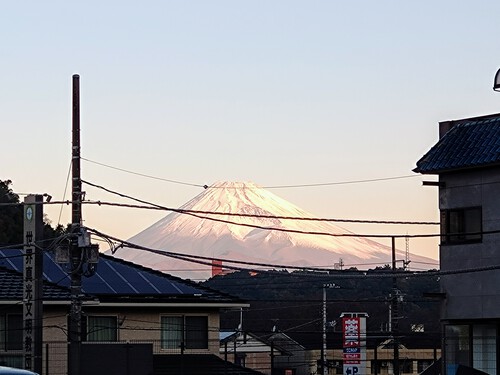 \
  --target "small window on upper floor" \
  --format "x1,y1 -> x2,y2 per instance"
86,316 -> 118,342
441,207 -> 482,244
